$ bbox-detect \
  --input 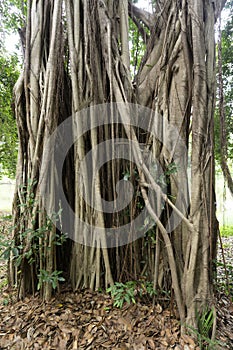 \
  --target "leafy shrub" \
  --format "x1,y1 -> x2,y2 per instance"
37,270 -> 65,290
107,280 -> 158,308
188,307 -> 225,349
220,225 -> 233,237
